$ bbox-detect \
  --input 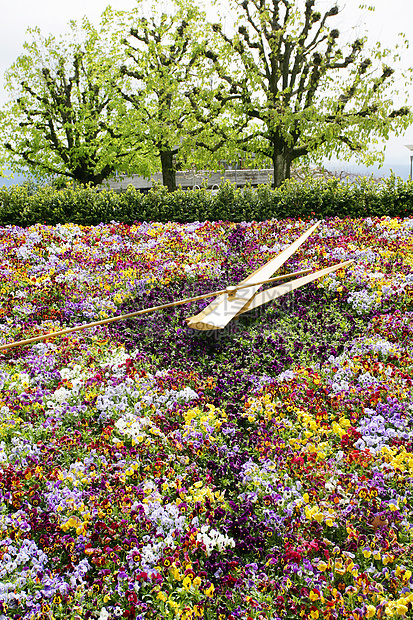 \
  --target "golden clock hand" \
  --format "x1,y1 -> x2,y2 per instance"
234,260 -> 354,318
0,268 -> 311,352
186,221 -> 321,330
